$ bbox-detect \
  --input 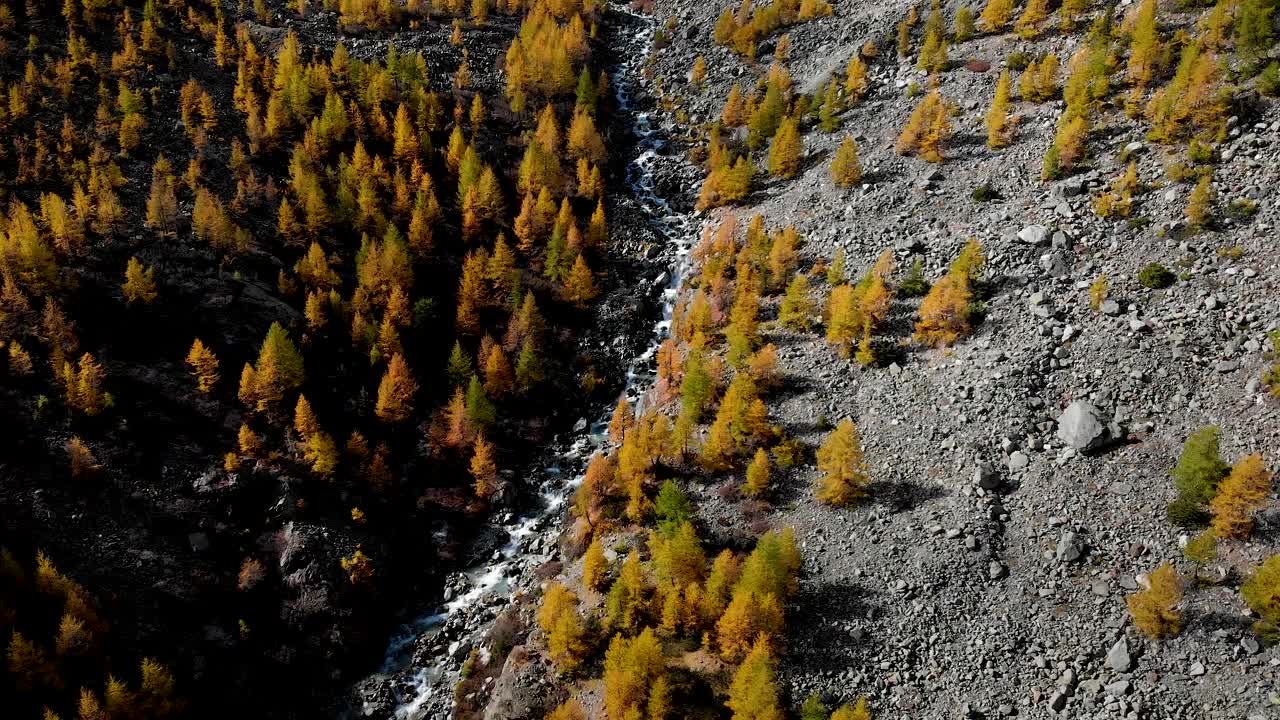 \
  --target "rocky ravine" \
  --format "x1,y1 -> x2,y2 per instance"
351,6 -> 702,718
